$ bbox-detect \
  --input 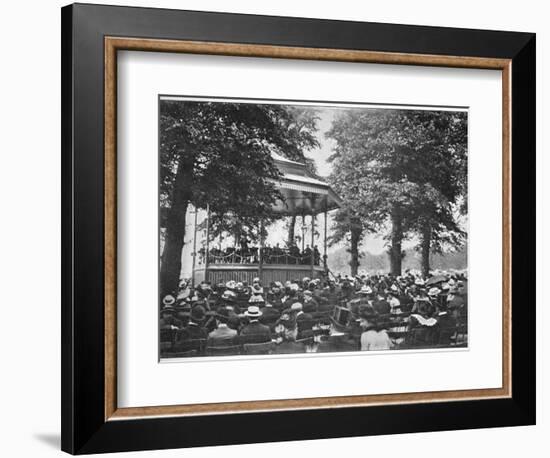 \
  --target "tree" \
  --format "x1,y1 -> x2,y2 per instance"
327,109 -> 467,276
159,101 -> 318,296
